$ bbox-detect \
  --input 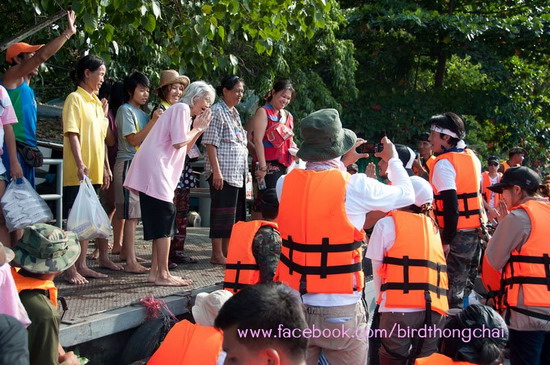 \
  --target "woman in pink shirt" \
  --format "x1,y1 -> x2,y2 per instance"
124,81 -> 213,286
